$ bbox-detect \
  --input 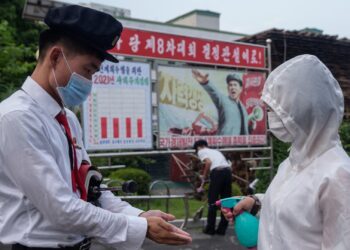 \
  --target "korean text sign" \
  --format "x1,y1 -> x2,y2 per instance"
82,61 -> 152,150
110,28 -> 266,69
